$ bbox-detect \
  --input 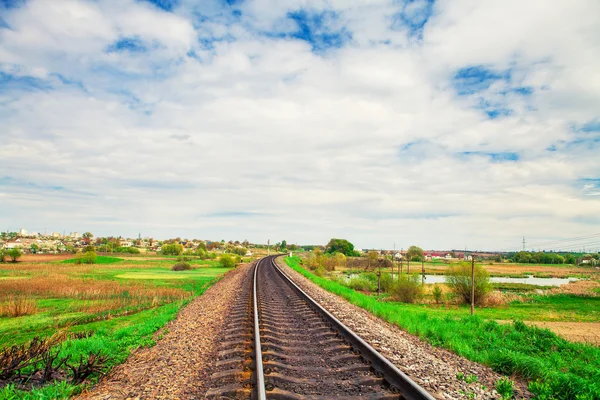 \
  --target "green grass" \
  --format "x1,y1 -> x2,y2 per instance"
284,256 -> 600,399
